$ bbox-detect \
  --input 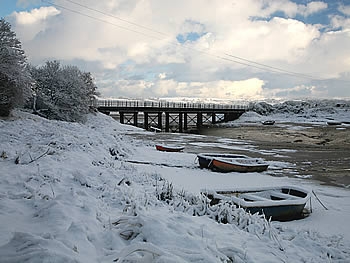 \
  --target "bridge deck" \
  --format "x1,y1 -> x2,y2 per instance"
94,99 -> 248,112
